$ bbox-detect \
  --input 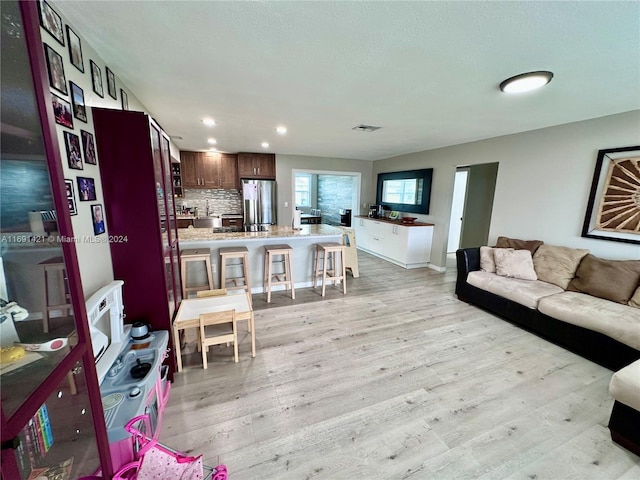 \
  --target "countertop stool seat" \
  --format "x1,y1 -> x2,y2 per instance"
313,242 -> 347,297
39,256 -> 72,333
180,248 -> 214,299
263,244 -> 295,303
219,247 -> 252,307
